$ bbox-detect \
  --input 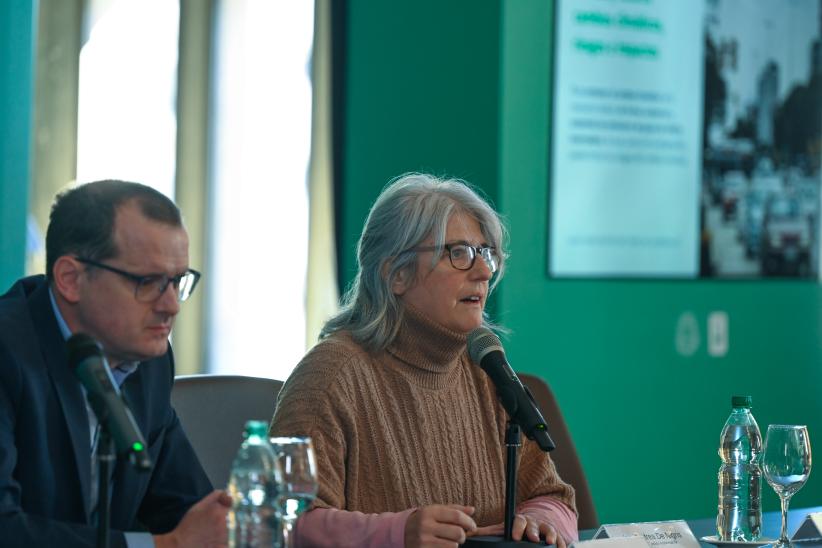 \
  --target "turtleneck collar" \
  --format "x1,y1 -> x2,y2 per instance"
385,304 -> 468,387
